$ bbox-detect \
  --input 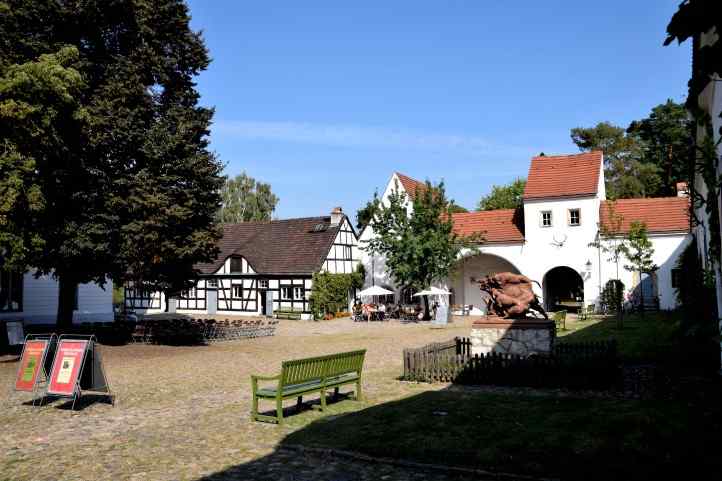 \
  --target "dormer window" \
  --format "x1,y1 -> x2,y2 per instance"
230,257 -> 243,273
568,209 -> 581,226
540,211 -> 552,227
